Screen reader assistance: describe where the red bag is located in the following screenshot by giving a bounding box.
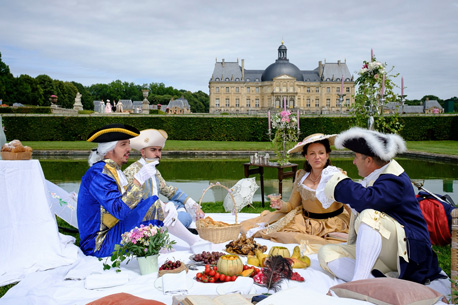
[417,192,454,246]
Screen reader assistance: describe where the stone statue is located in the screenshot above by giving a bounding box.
[73,92,83,111]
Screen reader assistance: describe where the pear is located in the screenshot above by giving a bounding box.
[290,257,308,269]
[254,248,268,267]
[247,255,260,267]
[299,255,311,267]
[291,246,301,259]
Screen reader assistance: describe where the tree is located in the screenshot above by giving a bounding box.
[0,52,14,104]
[350,54,404,134]
[36,74,56,106]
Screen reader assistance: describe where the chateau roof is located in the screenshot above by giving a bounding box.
[166,96,190,109]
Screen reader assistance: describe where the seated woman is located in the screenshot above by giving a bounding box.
[240,133,351,245]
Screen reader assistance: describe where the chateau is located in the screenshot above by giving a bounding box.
[208,42,355,114]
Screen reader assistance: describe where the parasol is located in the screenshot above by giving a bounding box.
[223,178,259,213]
[45,180,79,229]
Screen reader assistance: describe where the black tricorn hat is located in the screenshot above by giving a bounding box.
[87,123,140,143]
[335,127,406,161]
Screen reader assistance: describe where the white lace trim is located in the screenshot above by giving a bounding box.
[316,166,341,209]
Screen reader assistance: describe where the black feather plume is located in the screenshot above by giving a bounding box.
[263,255,293,292]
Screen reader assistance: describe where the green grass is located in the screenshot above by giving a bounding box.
[406,141,458,156]
[0,202,452,298]
[21,140,458,156]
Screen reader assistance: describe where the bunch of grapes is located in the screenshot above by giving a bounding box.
[159,260,182,271]
[193,251,225,265]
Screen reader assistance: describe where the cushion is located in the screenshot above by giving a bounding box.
[87,293,166,305]
[328,278,448,305]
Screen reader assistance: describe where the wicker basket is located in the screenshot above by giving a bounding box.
[158,263,188,277]
[196,183,241,244]
[1,151,32,160]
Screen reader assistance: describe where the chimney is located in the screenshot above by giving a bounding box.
[222,58,225,67]
[242,59,245,80]
[318,61,323,78]
[337,60,341,65]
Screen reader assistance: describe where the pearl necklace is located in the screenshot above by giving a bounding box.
[309,172,321,183]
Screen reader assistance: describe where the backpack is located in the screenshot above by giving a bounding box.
[416,191,456,246]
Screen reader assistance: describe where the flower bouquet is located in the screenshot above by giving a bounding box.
[102,224,176,272]
[271,110,298,165]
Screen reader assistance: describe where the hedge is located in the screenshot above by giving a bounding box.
[0,107,52,114]
[1,114,457,141]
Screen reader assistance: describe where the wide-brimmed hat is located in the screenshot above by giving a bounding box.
[335,127,406,161]
[86,123,139,143]
[287,133,337,154]
[130,129,168,151]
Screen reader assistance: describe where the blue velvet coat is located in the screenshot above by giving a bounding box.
[334,163,443,284]
[77,160,164,258]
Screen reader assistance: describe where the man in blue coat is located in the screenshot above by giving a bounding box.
[317,127,444,284]
[77,123,177,257]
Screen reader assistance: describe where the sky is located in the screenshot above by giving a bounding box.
[1,0,457,100]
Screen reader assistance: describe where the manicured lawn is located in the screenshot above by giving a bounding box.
[21,140,458,156]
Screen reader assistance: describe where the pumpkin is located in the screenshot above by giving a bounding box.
[268,246,291,258]
[216,254,243,276]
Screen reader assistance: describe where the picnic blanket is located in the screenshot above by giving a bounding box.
[0,212,451,305]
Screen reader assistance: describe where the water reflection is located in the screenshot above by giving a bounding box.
[36,155,458,204]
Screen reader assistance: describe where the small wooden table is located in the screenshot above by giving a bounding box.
[243,162,298,207]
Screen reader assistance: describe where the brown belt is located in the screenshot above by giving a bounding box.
[302,206,344,219]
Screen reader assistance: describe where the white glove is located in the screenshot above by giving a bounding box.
[134,160,159,185]
[185,198,205,221]
[163,202,178,227]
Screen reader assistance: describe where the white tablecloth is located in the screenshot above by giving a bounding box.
[0,160,78,286]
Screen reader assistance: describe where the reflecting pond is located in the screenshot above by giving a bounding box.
[37,155,458,204]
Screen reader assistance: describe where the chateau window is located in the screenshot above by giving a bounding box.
[315,99,319,107]
[216,87,219,93]
[275,87,279,92]
[326,99,330,107]
[326,87,330,93]
[246,98,251,108]
[247,87,251,93]
[236,98,240,107]
[346,87,350,93]
[337,87,340,93]
[307,87,310,93]
[246,78,250,81]
[255,99,259,108]
[256,87,259,93]
[226,98,230,107]
[236,87,239,93]
[316,87,319,93]
[225,78,230,81]
[215,98,220,107]
[226,87,229,93]
[255,78,259,81]
[306,99,311,108]
[346,98,350,106]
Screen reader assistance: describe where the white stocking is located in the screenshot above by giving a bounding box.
[328,257,355,282]
[352,223,381,281]
[167,220,201,246]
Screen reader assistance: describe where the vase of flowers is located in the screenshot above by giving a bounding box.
[270,110,298,165]
[102,224,176,274]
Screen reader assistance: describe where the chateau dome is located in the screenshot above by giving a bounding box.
[261,42,304,82]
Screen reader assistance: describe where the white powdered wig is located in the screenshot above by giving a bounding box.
[335,127,406,161]
[88,141,118,166]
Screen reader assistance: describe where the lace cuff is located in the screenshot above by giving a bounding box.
[316,166,346,208]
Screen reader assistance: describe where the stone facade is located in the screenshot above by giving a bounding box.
[209,43,355,114]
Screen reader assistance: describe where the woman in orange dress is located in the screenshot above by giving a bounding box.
[240,133,351,245]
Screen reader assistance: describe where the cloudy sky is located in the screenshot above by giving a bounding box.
[1,0,457,100]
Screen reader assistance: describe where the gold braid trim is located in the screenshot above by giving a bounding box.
[265,206,302,234]
[87,128,139,142]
